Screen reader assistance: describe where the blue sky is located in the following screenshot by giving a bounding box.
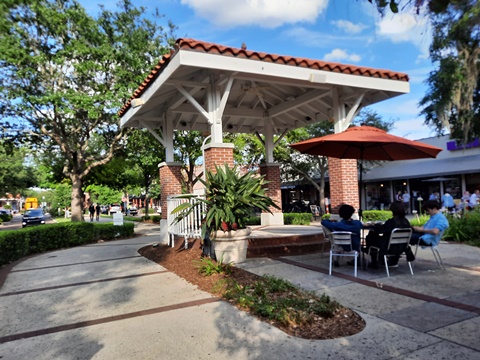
[81,0,437,140]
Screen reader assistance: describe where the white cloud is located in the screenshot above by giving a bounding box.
[181,0,329,28]
[376,11,431,58]
[331,20,368,34]
[324,48,361,63]
[283,26,366,48]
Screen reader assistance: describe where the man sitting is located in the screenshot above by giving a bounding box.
[410,200,449,247]
[322,204,363,267]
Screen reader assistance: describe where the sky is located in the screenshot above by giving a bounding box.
[80,0,438,140]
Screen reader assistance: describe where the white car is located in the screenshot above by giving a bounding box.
[109,204,121,214]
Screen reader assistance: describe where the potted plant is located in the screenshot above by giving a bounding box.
[172,164,280,264]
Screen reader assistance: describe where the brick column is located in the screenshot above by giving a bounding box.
[328,157,359,214]
[159,162,183,220]
[259,163,284,225]
[204,143,234,173]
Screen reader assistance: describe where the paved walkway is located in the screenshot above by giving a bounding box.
[1,223,479,359]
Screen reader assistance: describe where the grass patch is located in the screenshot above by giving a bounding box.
[223,275,340,326]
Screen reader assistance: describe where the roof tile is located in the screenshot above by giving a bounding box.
[119,38,409,117]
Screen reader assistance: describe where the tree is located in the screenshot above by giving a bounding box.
[126,128,165,216]
[368,0,480,144]
[174,130,206,193]
[419,0,480,143]
[0,0,176,221]
[0,141,38,196]
[369,0,453,15]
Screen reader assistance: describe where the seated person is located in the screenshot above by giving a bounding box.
[410,200,449,247]
[364,202,412,269]
[321,204,363,257]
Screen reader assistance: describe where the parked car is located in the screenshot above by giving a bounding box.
[100,205,109,214]
[109,204,121,214]
[22,208,45,228]
[0,209,12,216]
[128,206,138,216]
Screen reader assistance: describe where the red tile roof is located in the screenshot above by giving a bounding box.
[119,38,409,117]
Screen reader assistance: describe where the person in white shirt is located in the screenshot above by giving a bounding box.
[402,190,410,214]
[469,190,479,208]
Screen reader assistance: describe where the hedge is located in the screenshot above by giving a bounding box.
[0,222,134,266]
[284,213,313,225]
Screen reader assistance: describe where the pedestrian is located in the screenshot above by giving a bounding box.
[89,204,95,222]
[402,190,410,214]
[95,203,101,222]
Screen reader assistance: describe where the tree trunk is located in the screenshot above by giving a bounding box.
[70,175,85,222]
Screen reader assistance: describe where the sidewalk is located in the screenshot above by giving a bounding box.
[1,223,479,359]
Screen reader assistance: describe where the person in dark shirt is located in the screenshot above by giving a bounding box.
[95,204,101,222]
[321,204,363,252]
[364,202,412,268]
[88,204,95,222]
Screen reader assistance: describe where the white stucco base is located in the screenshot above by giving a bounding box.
[261,212,284,226]
[159,219,169,245]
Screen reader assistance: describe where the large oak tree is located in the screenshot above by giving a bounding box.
[0,0,175,220]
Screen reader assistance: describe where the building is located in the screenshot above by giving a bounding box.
[281,135,480,213]
[362,135,480,211]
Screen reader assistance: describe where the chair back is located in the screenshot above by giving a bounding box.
[321,225,334,242]
[387,228,412,250]
[332,231,353,251]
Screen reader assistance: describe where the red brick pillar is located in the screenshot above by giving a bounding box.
[259,163,284,225]
[328,158,359,214]
[259,164,282,213]
[204,143,234,173]
[159,162,183,220]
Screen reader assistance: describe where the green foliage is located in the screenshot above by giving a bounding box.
[409,214,431,226]
[173,165,280,233]
[85,184,123,205]
[50,184,73,212]
[0,141,38,196]
[362,210,392,222]
[195,257,232,276]
[444,210,480,244]
[0,0,176,219]
[419,0,480,143]
[142,215,161,223]
[0,213,12,222]
[283,213,313,225]
[223,275,340,326]
[0,222,134,266]
[244,216,261,226]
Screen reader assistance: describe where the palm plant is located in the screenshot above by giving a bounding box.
[173,164,279,236]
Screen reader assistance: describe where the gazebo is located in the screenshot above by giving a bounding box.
[119,38,409,244]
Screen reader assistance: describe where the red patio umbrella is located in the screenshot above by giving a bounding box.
[290,125,443,214]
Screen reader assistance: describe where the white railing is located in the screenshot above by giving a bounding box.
[167,194,206,249]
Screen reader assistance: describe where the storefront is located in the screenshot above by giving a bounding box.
[281,135,479,212]
[362,135,480,211]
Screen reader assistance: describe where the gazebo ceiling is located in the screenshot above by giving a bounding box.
[119,38,409,135]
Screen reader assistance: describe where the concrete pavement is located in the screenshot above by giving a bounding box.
[1,223,480,359]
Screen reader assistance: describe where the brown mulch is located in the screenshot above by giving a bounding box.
[138,239,366,339]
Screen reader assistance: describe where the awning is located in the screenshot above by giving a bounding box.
[362,154,480,182]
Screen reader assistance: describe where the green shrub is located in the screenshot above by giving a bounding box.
[0,222,134,266]
[245,216,261,226]
[0,213,12,222]
[444,210,480,244]
[283,213,313,225]
[409,214,430,227]
[362,210,392,222]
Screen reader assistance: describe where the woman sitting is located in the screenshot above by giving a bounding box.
[364,202,412,269]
